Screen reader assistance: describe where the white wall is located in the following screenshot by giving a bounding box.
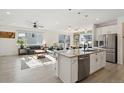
[43,31,59,46]
[0,27,18,56]
[117,16,124,65]
[43,30,67,46]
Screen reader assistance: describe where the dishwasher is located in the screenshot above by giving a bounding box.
[78,54,90,81]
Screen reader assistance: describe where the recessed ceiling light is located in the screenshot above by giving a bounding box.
[96,18,99,21]
[55,21,59,24]
[6,11,10,15]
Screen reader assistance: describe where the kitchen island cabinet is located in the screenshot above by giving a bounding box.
[56,49,106,83]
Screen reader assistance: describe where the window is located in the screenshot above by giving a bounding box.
[80,34,92,48]
[59,34,70,48]
[80,35,92,42]
[59,35,65,43]
[18,32,43,45]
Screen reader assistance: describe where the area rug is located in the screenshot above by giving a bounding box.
[21,55,56,70]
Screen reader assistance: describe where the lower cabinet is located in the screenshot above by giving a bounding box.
[57,51,106,82]
[58,55,78,83]
[71,57,78,82]
[90,53,98,74]
[90,51,106,74]
[98,51,106,69]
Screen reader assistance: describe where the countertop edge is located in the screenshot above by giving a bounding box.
[55,49,106,58]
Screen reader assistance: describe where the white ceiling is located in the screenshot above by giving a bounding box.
[0,9,124,31]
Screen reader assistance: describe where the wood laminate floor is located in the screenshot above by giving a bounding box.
[0,55,124,83]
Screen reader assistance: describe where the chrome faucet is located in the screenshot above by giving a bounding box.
[84,41,89,51]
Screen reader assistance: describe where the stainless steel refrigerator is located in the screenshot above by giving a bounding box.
[103,34,117,63]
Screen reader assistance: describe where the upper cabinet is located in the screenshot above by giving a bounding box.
[95,25,118,41]
[103,25,117,34]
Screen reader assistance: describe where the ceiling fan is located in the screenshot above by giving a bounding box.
[32,22,44,28]
[26,20,44,29]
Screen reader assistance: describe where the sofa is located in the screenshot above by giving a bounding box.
[27,45,42,54]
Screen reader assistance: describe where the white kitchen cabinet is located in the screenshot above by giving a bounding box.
[95,25,117,41]
[98,51,106,69]
[58,54,78,83]
[95,27,104,41]
[57,50,106,82]
[95,28,101,41]
[90,53,98,74]
[90,51,106,74]
[59,56,71,83]
[71,57,78,83]
[102,51,106,67]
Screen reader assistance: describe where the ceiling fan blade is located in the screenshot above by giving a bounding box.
[25,20,34,24]
[38,26,44,28]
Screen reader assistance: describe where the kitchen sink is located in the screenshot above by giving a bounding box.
[83,50,95,52]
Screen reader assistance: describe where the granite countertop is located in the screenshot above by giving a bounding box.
[55,48,106,58]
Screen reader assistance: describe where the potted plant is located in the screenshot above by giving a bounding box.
[17,39,25,49]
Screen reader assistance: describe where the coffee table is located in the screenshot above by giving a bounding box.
[34,50,46,59]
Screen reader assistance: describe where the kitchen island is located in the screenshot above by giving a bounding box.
[55,48,106,83]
